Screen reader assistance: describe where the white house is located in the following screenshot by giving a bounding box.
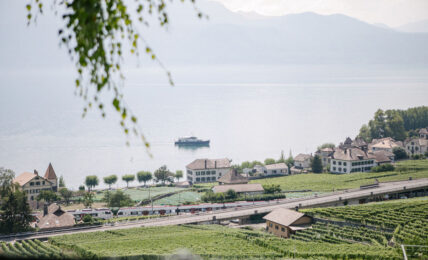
[186,158,231,184]
[404,138,428,156]
[264,163,289,175]
[294,154,312,169]
[419,127,428,139]
[316,147,334,167]
[369,137,403,153]
[330,148,376,174]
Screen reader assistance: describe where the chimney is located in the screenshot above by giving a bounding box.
[34,170,38,175]
[204,159,207,169]
[43,204,48,216]
[215,161,217,169]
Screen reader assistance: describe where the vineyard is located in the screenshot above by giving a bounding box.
[0,239,72,259]
[50,224,402,259]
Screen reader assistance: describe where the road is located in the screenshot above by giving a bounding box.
[3,178,428,241]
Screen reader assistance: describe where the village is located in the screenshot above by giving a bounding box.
[7,126,428,239]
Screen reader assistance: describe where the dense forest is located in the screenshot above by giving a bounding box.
[358,106,428,142]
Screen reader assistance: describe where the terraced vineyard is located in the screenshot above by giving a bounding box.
[304,197,428,240]
[50,224,402,259]
[0,239,70,259]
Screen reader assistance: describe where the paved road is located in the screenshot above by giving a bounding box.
[5,178,428,241]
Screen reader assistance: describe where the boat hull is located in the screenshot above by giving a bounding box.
[174,140,210,146]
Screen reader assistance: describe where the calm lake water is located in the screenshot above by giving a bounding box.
[1,65,428,189]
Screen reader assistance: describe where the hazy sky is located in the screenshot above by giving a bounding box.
[211,0,428,27]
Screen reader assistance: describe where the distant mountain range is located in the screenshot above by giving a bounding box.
[2,1,428,69]
[144,6,428,66]
[395,19,428,33]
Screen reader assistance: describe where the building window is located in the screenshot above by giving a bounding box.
[36,182,40,185]
[196,178,200,182]
[30,182,34,186]
[42,181,45,185]
[281,227,285,232]
[343,162,347,166]
[269,223,273,228]
[338,168,342,171]
[275,225,279,230]
[333,161,336,165]
[338,162,342,166]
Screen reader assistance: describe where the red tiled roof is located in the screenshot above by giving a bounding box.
[44,163,57,180]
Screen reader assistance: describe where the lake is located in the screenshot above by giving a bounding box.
[1,65,427,189]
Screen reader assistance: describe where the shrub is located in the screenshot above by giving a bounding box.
[393,147,408,160]
[82,214,93,223]
[371,164,395,172]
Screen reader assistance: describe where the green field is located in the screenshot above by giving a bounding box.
[48,198,428,259]
[153,191,201,206]
[91,186,188,202]
[251,160,428,192]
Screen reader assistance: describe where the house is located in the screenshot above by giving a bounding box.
[419,127,428,139]
[186,158,231,184]
[175,181,191,188]
[218,169,248,185]
[293,154,312,169]
[315,147,334,167]
[37,203,75,230]
[263,208,312,238]
[253,164,266,174]
[339,137,368,151]
[212,183,264,195]
[264,163,289,175]
[13,163,58,203]
[404,138,428,156]
[369,137,403,153]
[369,150,395,165]
[330,147,376,174]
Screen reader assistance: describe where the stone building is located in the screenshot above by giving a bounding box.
[263,208,312,238]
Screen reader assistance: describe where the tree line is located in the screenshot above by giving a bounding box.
[83,165,184,192]
[358,106,428,142]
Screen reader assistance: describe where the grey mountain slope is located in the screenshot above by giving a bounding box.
[396,19,428,33]
[1,1,428,69]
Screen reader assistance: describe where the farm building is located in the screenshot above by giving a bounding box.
[37,203,75,230]
[217,169,248,185]
[263,208,312,238]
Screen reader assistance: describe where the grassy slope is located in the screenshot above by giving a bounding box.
[153,191,201,206]
[250,160,428,192]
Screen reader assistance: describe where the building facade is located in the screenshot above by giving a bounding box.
[186,158,231,184]
[264,163,289,175]
[14,163,58,202]
[330,148,376,174]
[263,208,312,238]
[293,154,312,169]
[404,138,428,156]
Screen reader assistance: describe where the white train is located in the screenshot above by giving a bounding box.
[68,208,113,220]
[116,201,270,218]
[67,201,270,220]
